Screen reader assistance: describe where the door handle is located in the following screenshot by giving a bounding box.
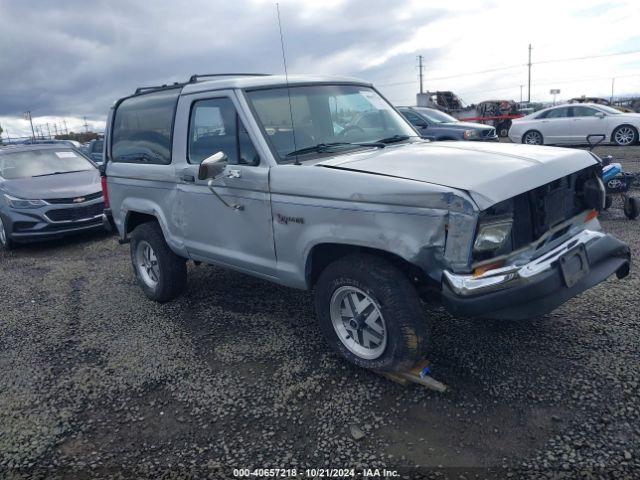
[181,174,195,183]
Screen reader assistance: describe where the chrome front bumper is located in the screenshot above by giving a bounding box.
[444,230,606,297]
[441,229,630,319]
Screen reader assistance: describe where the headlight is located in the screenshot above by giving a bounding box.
[463,129,479,140]
[473,218,513,252]
[3,194,46,209]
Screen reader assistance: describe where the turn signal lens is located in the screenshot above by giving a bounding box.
[473,260,505,277]
[584,209,598,223]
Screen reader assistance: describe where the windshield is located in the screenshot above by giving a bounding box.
[595,105,622,115]
[0,149,94,179]
[246,85,417,162]
[413,108,458,124]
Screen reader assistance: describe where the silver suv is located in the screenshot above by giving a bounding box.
[103,74,630,372]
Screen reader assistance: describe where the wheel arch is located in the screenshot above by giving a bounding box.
[305,243,426,290]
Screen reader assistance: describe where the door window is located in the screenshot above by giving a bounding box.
[571,106,599,117]
[400,110,426,127]
[540,107,570,119]
[188,98,259,166]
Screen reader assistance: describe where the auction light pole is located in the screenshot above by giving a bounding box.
[610,77,615,104]
[417,55,424,94]
[24,111,36,141]
[527,44,532,102]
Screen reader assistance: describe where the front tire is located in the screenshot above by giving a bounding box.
[624,197,639,220]
[130,221,187,302]
[314,254,429,372]
[612,125,638,146]
[0,215,13,250]
[522,130,543,145]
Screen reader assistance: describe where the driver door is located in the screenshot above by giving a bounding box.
[173,91,276,277]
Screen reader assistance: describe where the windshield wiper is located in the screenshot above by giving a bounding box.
[375,134,413,144]
[286,141,385,158]
[32,169,88,177]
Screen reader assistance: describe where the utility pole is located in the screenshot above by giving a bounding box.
[83,116,89,133]
[24,111,36,141]
[53,124,58,136]
[46,123,51,139]
[63,119,69,135]
[610,77,615,104]
[527,44,532,102]
[417,55,424,94]
[520,85,523,103]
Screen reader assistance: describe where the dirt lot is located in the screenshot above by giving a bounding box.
[1,144,639,479]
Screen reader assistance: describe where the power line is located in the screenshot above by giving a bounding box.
[377,48,640,88]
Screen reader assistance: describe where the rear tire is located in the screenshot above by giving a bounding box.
[314,254,429,372]
[612,125,638,146]
[522,130,543,145]
[623,197,639,220]
[130,221,187,302]
[0,215,13,250]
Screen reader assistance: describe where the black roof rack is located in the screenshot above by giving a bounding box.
[134,82,186,95]
[188,73,270,83]
[132,74,271,96]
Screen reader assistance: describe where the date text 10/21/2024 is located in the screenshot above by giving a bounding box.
[232,468,400,477]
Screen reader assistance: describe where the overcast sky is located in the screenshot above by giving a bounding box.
[1,0,639,138]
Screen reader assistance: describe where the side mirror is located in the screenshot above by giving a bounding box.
[595,112,606,118]
[198,151,228,180]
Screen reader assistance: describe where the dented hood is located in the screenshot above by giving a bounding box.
[317,141,598,210]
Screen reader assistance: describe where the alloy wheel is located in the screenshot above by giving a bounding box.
[524,131,542,145]
[614,126,636,146]
[330,286,387,360]
[135,240,160,288]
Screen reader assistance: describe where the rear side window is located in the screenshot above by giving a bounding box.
[111,89,180,164]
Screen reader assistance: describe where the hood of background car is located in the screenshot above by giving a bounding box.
[0,169,101,200]
[440,121,493,130]
[317,141,598,210]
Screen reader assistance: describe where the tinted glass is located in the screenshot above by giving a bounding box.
[413,108,458,123]
[541,107,570,119]
[572,106,600,117]
[401,110,426,126]
[0,149,94,179]
[247,85,416,162]
[92,140,104,153]
[188,97,259,166]
[111,89,180,164]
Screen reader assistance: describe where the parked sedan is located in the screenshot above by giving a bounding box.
[397,106,498,141]
[0,144,106,249]
[81,138,105,164]
[509,103,640,146]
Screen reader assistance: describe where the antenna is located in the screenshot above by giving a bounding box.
[276,3,299,165]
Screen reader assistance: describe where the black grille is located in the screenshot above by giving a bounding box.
[45,191,103,204]
[481,128,496,138]
[46,202,105,222]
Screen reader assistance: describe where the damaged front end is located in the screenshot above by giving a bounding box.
[441,165,631,320]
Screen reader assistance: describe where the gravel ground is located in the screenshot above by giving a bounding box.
[1,145,639,480]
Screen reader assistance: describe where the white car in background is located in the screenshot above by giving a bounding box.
[509,103,640,146]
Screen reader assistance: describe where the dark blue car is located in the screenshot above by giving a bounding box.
[397,106,498,142]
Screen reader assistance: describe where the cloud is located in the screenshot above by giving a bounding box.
[1,0,639,138]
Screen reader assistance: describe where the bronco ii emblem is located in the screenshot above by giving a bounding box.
[276,213,304,225]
